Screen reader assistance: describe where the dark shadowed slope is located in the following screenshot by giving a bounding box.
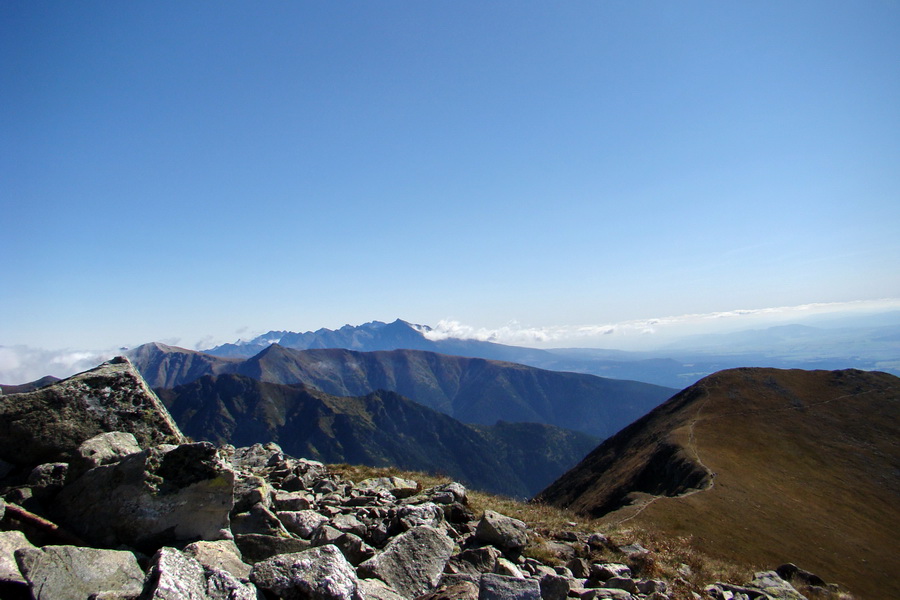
[132,342,676,439]
[157,373,598,498]
[535,368,900,600]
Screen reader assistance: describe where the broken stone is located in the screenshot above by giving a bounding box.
[250,544,361,600]
[0,530,35,585]
[234,534,311,564]
[590,563,631,583]
[141,546,208,600]
[358,578,408,600]
[231,502,289,536]
[278,510,329,539]
[73,432,142,474]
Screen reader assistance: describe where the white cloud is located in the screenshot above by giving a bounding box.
[0,346,116,385]
[422,298,900,349]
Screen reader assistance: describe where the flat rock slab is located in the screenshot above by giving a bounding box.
[15,545,144,600]
[357,526,454,599]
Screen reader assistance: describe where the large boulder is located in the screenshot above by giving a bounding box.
[0,358,184,467]
[0,530,35,587]
[140,546,208,600]
[14,545,144,600]
[357,526,454,599]
[250,544,362,600]
[474,511,528,553]
[478,573,541,600]
[55,442,234,551]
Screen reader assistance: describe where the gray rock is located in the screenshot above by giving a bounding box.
[56,442,234,550]
[356,477,419,499]
[74,432,142,473]
[566,558,590,579]
[205,568,259,600]
[636,579,667,595]
[140,546,208,600]
[475,511,528,553]
[604,577,638,593]
[357,578,407,600]
[396,502,444,531]
[183,539,251,580]
[27,463,68,489]
[231,503,289,536]
[589,564,631,583]
[331,513,368,537]
[0,530,35,585]
[0,358,184,467]
[617,544,647,556]
[494,557,524,578]
[232,475,273,514]
[418,580,480,600]
[426,482,468,505]
[478,573,541,600]
[250,544,361,600]
[748,571,808,600]
[15,545,144,600]
[278,510,329,539]
[331,532,376,566]
[539,574,571,600]
[234,534,311,564]
[446,546,502,576]
[357,526,454,598]
[273,490,312,511]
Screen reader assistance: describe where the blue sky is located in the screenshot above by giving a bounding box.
[2,1,899,364]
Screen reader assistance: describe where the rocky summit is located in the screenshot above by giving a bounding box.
[0,360,843,599]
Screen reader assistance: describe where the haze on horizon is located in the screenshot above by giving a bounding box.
[2,3,899,378]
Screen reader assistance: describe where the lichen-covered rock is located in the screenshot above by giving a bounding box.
[15,545,144,600]
[0,358,184,467]
[478,573,541,600]
[140,547,208,600]
[250,544,361,600]
[56,442,234,551]
[474,511,529,553]
[74,432,142,473]
[357,526,454,599]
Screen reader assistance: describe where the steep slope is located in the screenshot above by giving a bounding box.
[127,342,239,389]
[535,368,900,600]
[156,374,598,498]
[220,344,673,439]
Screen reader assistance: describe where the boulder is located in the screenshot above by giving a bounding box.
[475,511,528,553]
[73,432,142,474]
[273,490,312,511]
[396,502,444,531]
[250,544,361,600]
[205,568,258,600]
[539,574,571,600]
[56,442,234,551]
[231,503,289,536]
[446,546,502,576]
[141,546,208,600]
[357,578,408,600]
[747,571,808,600]
[356,477,419,499]
[418,580,480,600]
[477,573,541,600]
[232,475,273,514]
[0,358,184,467]
[14,545,144,600]
[357,526,454,598]
[234,534,311,564]
[0,530,35,586]
[589,563,631,583]
[278,510,329,539]
[183,539,251,580]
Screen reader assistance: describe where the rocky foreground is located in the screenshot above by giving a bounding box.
[0,359,835,600]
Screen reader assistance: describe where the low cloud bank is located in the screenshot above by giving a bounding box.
[0,346,115,386]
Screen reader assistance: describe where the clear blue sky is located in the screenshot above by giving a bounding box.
[2,1,899,352]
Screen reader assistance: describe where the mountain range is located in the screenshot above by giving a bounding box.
[199,317,900,388]
[130,342,675,440]
[536,367,900,600]
[156,373,598,498]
